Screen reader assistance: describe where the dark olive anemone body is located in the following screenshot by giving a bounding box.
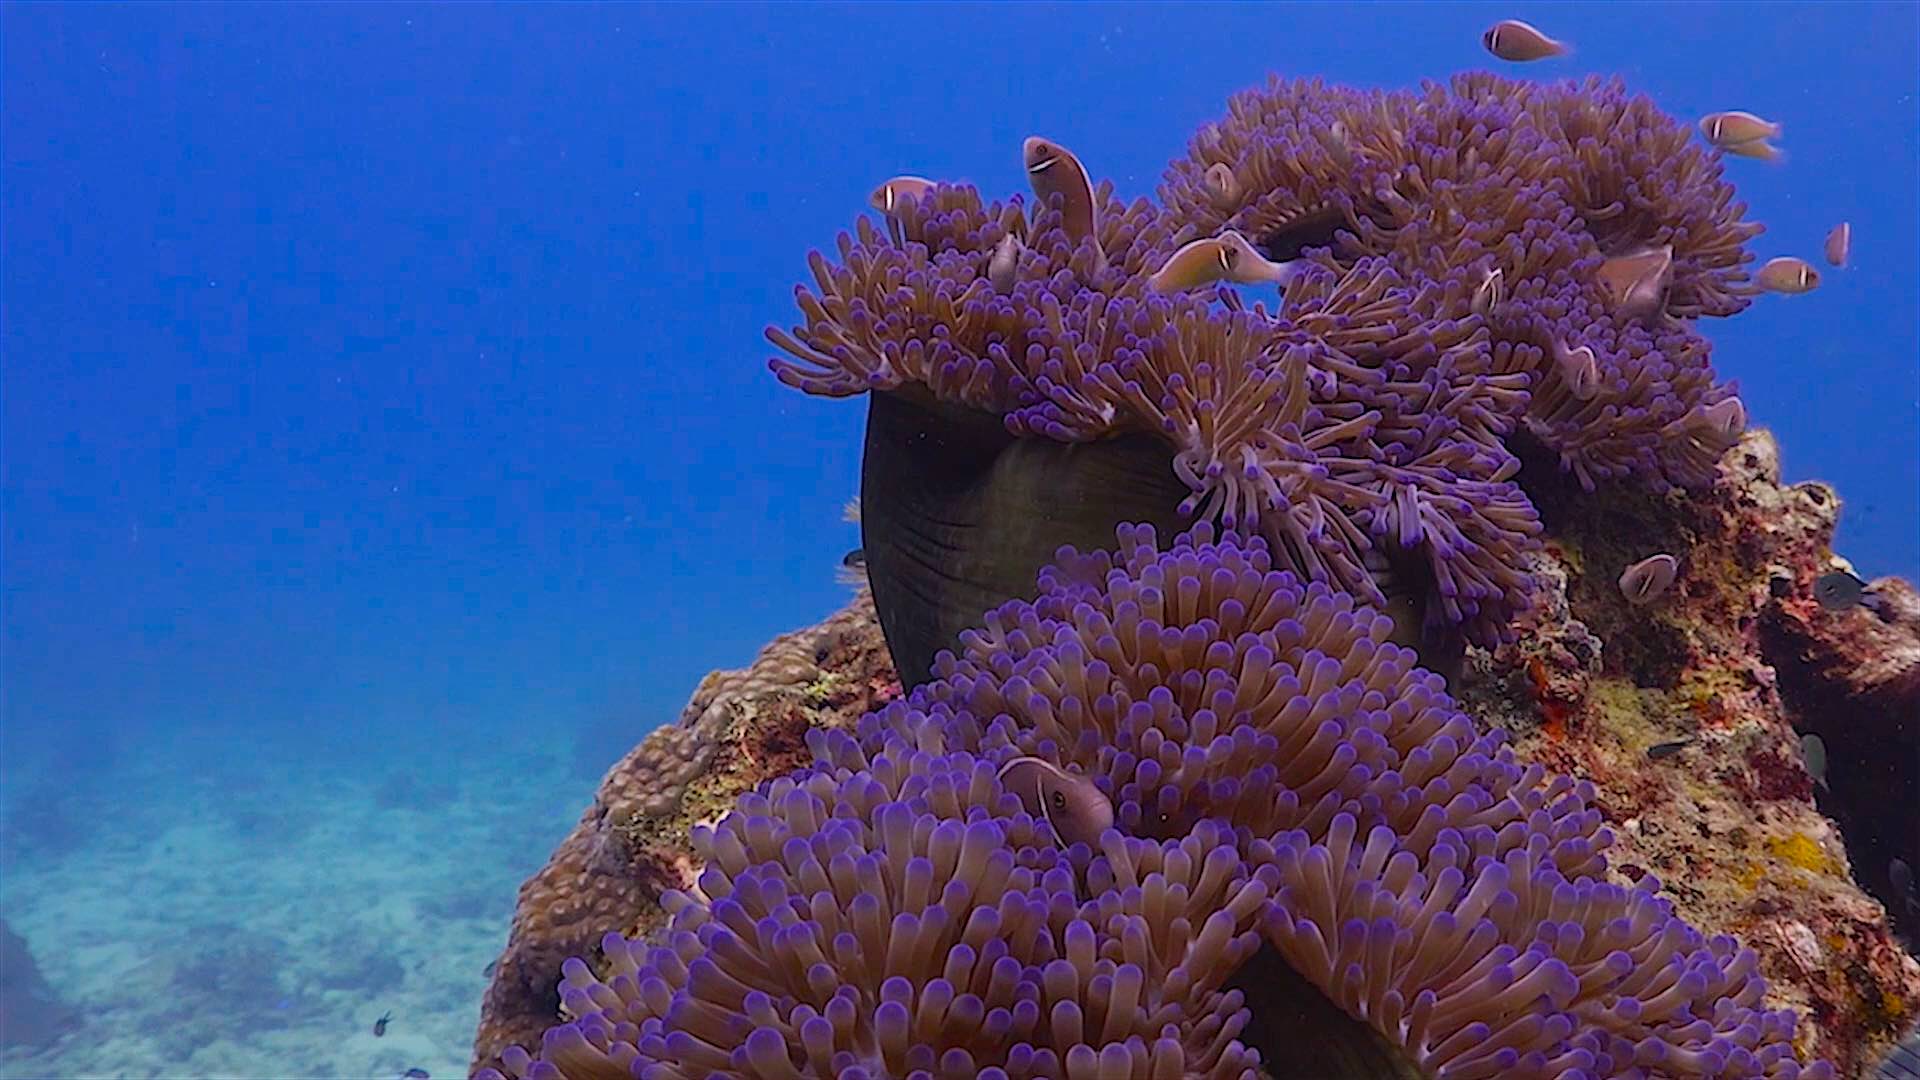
[860,388,1190,689]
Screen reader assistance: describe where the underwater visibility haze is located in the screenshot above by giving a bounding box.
[2,3,1917,1078]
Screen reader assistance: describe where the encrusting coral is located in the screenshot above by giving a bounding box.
[471,65,1920,1080]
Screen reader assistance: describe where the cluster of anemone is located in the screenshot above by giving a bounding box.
[486,523,1831,1080]
[1160,72,1755,491]
[769,72,1759,647]
[478,70,1809,1080]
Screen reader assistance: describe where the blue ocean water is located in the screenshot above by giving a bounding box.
[1,3,1914,1076]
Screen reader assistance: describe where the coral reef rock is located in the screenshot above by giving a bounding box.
[471,594,898,1071]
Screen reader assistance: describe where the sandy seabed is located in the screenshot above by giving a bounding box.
[0,730,592,1080]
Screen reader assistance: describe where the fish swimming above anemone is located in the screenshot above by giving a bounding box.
[1700,110,1782,147]
[867,175,936,215]
[1699,111,1785,162]
[1757,256,1820,294]
[1825,222,1852,268]
[1482,18,1568,61]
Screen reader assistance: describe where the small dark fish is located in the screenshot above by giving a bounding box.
[1800,733,1828,792]
[1646,739,1692,760]
[373,1010,393,1037]
[836,548,868,588]
[1619,554,1678,606]
[998,756,1113,851]
[1482,19,1568,62]
[483,958,499,978]
[401,1071,430,1080]
[1824,222,1851,269]
[1814,570,1876,612]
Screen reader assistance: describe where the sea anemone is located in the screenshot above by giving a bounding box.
[885,521,1827,1077]
[831,523,1572,855]
[494,524,1832,1079]
[1159,72,1758,492]
[768,72,1760,671]
[478,753,1279,1079]
[769,186,1542,672]
[485,66,1810,1080]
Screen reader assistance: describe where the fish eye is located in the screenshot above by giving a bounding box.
[1050,790,1068,809]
